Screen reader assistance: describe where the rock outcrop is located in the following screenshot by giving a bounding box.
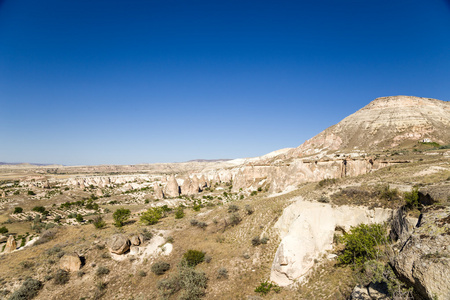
[108,234,131,255]
[4,235,17,253]
[190,175,201,194]
[393,206,450,300]
[181,177,192,195]
[154,182,164,199]
[164,175,180,198]
[270,198,392,286]
[288,96,450,157]
[130,234,144,246]
[60,253,82,272]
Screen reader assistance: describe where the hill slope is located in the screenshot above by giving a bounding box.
[288,95,450,158]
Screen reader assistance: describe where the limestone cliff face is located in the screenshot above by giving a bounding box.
[288,96,450,158]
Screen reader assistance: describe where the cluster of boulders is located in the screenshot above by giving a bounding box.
[107,233,145,255]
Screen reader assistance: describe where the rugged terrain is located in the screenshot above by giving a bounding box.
[0,95,449,300]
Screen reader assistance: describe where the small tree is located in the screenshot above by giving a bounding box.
[113,208,131,227]
[140,207,163,225]
[14,207,23,214]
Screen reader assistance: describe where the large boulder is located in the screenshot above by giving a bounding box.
[108,234,130,255]
[4,235,17,253]
[270,198,392,286]
[60,253,82,272]
[393,206,450,300]
[164,175,180,198]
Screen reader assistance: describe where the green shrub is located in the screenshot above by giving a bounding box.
[250,191,257,196]
[182,250,205,267]
[27,191,36,196]
[93,216,106,229]
[317,178,337,188]
[75,214,84,223]
[227,204,239,213]
[244,205,254,215]
[190,219,198,226]
[228,213,241,226]
[140,228,153,241]
[252,237,261,246]
[140,207,163,225]
[377,184,400,201]
[151,261,171,275]
[112,208,131,227]
[138,270,147,277]
[157,276,181,298]
[96,266,110,276]
[32,206,46,214]
[0,226,8,234]
[338,223,387,266]
[404,187,419,209]
[13,207,23,214]
[254,281,280,295]
[177,265,208,300]
[8,277,42,300]
[175,207,185,219]
[53,269,69,285]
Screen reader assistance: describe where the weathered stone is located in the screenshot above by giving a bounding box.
[393,206,450,300]
[351,285,371,300]
[130,235,141,246]
[190,176,201,194]
[4,235,17,253]
[2,190,6,198]
[390,207,414,242]
[181,177,192,195]
[154,182,164,199]
[95,189,103,197]
[60,253,82,272]
[108,234,130,255]
[270,198,392,286]
[164,175,180,198]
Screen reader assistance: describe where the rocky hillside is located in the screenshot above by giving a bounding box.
[287,96,450,158]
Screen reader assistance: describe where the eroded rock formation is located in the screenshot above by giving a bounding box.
[4,235,17,253]
[164,175,180,198]
[108,234,130,255]
[393,206,450,300]
[270,198,392,286]
[60,253,82,272]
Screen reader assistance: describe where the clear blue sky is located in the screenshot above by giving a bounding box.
[1,0,449,165]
